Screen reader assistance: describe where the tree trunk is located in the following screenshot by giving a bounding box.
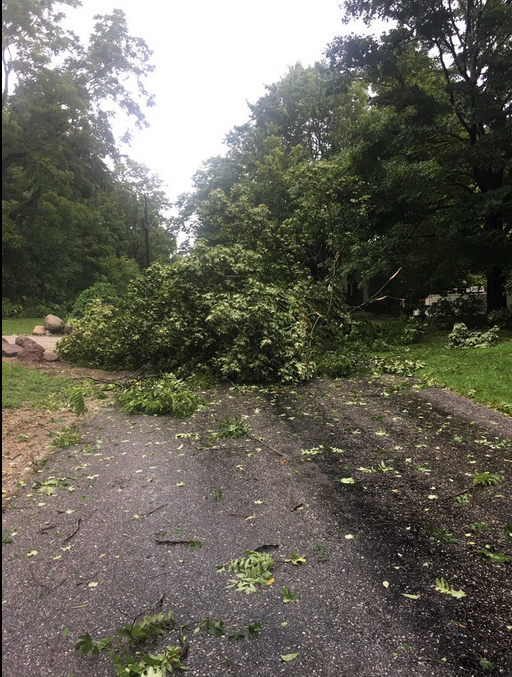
[486,266,507,312]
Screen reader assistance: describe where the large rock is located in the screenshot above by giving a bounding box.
[32,326,45,336]
[2,344,24,358]
[17,348,41,363]
[43,351,59,362]
[14,336,44,362]
[15,335,44,352]
[44,314,65,334]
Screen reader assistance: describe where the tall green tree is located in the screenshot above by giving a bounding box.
[329,0,512,310]
[2,0,79,108]
[177,63,370,285]
[2,3,173,306]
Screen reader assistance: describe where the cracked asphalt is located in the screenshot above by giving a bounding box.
[2,377,511,676]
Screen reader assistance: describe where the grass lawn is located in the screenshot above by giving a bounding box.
[391,331,512,413]
[2,362,71,410]
[2,318,43,335]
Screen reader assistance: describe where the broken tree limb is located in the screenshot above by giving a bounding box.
[250,435,283,457]
[63,518,82,542]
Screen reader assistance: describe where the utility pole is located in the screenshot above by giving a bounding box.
[141,195,150,268]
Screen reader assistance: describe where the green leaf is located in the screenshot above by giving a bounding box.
[475,549,511,564]
[228,629,245,640]
[75,633,95,655]
[402,594,420,600]
[281,653,299,662]
[435,577,466,598]
[281,586,300,603]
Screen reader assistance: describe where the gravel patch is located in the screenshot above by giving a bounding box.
[3,334,62,352]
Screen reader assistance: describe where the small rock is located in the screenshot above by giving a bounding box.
[43,351,59,362]
[2,336,9,344]
[32,326,45,336]
[44,314,65,334]
[2,344,24,357]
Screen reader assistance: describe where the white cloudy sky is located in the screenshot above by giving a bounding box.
[64,1,369,203]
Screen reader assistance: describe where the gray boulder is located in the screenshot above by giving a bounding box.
[44,314,65,334]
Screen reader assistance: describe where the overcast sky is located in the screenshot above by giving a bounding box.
[64,1,366,203]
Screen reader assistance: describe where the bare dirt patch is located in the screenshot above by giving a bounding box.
[2,406,76,501]
[2,357,131,506]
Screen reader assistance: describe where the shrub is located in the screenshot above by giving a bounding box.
[317,342,369,378]
[71,283,119,319]
[487,309,512,329]
[19,301,71,319]
[115,373,203,417]
[58,244,317,383]
[372,317,421,347]
[447,323,500,348]
[2,299,22,319]
[372,357,425,376]
[427,295,486,328]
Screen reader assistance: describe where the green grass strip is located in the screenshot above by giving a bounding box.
[2,318,43,336]
[406,338,512,413]
[2,362,70,410]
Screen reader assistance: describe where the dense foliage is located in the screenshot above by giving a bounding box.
[4,1,511,383]
[177,1,511,312]
[115,373,203,417]
[70,283,119,319]
[57,244,320,383]
[447,323,500,348]
[2,1,175,309]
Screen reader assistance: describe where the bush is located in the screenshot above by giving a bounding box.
[71,283,119,319]
[2,299,72,319]
[426,295,486,328]
[447,323,500,348]
[372,317,421,347]
[317,342,369,378]
[487,309,512,329]
[2,299,22,319]
[58,244,317,383]
[115,373,203,417]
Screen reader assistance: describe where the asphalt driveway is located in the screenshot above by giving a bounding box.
[2,377,511,676]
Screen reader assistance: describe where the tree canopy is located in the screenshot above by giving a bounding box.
[2,0,174,308]
[3,1,510,317]
[177,2,511,311]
